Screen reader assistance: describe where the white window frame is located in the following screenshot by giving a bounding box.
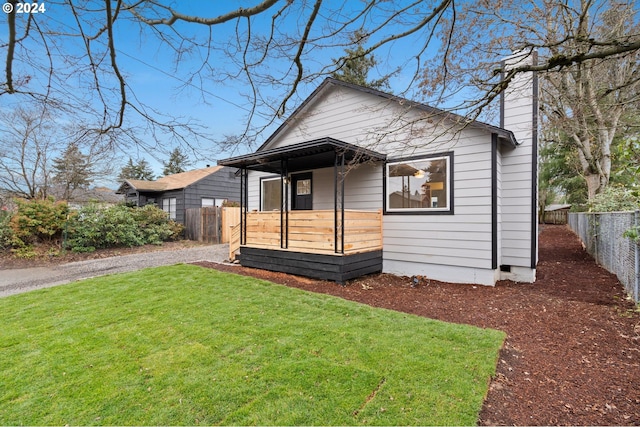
[162,197,177,220]
[260,176,284,211]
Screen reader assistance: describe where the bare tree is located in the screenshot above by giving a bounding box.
[0,107,60,199]
[0,102,118,200]
[418,0,639,199]
[541,3,640,198]
[1,0,639,158]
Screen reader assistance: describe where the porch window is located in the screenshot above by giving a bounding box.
[385,153,452,214]
[261,177,283,211]
[162,197,177,219]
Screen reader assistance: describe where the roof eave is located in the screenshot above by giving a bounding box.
[219,137,386,173]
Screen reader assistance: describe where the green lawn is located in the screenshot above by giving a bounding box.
[0,264,505,426]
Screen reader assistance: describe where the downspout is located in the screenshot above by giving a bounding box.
[491,133,498,270]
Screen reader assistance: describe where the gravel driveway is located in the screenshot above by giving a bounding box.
[0,244,231,298]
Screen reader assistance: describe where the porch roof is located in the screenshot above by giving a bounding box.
[218,137,386,173]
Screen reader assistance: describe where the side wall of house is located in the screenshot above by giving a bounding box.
[246,164,383,212]
[251,86,500,285]
[382,128,497,285]
[158,189,185,224]
[184,167,240,211]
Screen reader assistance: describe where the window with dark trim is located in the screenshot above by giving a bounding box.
[385,152,453,214]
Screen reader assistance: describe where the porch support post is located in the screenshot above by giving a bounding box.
[240,167,248,245]
[334,150,345,254]
[281,159,289,249]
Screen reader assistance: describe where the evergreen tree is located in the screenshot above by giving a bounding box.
[331,31,391,90]
[162,147,192,176]
[52,143,93,200]
[118,158,156,181]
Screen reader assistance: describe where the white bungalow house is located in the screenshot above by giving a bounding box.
[219,53,538,285]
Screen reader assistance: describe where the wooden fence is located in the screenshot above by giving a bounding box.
[543,210,568,224]
[185,206,241,244]
[229,222,241,260]
[221,206,241,243]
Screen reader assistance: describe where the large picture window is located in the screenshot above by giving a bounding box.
[261,177,283,211]
[385,153,452,214]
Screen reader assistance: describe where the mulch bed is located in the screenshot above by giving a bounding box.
[194,224,640,426]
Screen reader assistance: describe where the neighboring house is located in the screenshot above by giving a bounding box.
[52,186,124,209]
[219,53,538,285]
[116,166,239,224]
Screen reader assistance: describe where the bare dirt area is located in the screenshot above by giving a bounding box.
[194,225,640,426]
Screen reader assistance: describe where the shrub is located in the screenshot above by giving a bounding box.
[131,204,184,244]
[588,186,640,213]
[10,198,69,246]
[0,209,14,250]
[65,204,183,252]
[13,245,37,259]
[66,204,143,252]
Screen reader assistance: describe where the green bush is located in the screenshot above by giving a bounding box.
[10,198,69,246]
[131,204,184,244]
[588,186,640,213]
[0,209,14,250]
[65,204,183,253]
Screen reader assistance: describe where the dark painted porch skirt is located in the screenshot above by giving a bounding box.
[237,247,382,283]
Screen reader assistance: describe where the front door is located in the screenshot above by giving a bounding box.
[291,172,312,210]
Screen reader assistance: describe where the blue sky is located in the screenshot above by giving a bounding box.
[2,1,452,179]
[104,2,447,159]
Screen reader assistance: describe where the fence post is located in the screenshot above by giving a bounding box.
[635,209,639,302]
[593,213,598,264]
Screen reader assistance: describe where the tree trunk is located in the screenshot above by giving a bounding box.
[585,174,601,201]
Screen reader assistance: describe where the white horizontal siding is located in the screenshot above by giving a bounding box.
[312,164,382,210]
[383,250,491,269]
[384,259,498,285]
[242,77,536,284]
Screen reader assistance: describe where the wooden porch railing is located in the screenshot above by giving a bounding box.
[240,209,382,256]
[229,222,241,260]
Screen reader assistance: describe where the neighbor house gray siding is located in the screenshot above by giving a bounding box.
[183,166,240,210]
[158,189,184,223]
[133,166,239,225]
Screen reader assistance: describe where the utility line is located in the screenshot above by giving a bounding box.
[117,49,253,114]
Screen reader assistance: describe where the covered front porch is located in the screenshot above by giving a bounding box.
[220,138,386,282]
